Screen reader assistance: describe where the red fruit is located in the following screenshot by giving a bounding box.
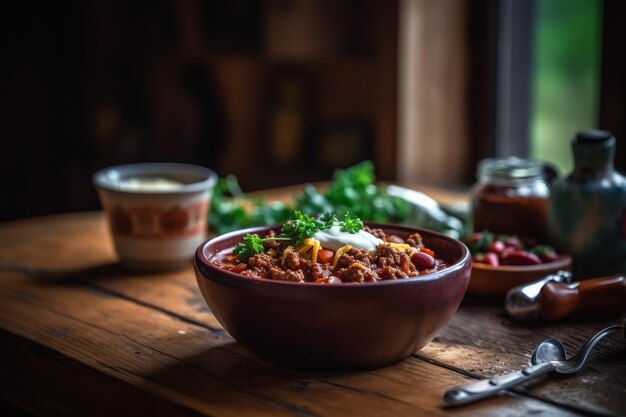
[502,250,542,266]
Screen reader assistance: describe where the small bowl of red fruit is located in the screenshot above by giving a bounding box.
[464,231,571,297]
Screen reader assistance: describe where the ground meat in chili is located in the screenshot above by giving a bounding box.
[213,227,448,284]
[364,226,386,240]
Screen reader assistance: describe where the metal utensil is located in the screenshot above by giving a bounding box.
[505,270,572,321]
[443,323,625,407]
[506,271,626,322]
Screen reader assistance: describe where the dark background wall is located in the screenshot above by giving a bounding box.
[1,0,398,221]
[3,0,623,222]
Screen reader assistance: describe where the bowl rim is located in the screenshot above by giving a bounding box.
[470,254,572,272]
[195,222,471,288]
[93,162,217,195]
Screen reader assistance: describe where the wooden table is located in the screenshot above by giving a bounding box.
[1,207,625,416]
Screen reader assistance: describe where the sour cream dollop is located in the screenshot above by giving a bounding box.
[313,225,382,253]
[118,177,184,191]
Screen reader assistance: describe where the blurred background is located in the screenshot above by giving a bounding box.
[1,0,624,221]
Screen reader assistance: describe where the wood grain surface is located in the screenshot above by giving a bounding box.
[0,212,624,417]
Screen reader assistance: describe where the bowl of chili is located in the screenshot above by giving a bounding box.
[194,218,471,371]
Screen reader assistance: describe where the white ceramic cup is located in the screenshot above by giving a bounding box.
[93,163,217,271]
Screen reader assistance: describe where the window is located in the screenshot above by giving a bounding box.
[530,0,603,174]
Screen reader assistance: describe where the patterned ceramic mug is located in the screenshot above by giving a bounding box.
[93,163,217,271]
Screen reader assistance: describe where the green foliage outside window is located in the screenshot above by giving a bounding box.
[531,0,602,174]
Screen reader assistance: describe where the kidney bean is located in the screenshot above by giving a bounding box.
[473,252,499,267]
[489,240,505,255]
[411,250,435,270]
[385,234,404,244]
[502,250,542,266]
[504,236,523,249]
[500,246,514,259]
[466,232,483,243]
[317,249,334,264]
[539,251,560,263]
[328,276,343,285]
[484,252,500,267]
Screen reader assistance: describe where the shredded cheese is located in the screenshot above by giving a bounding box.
[349,262,367,271]
[311,239,320,263]
[280,245,294,261]
[297,238,321,263]
[332,244,352,269]
[389,243,412,252]
[298,243,312,254]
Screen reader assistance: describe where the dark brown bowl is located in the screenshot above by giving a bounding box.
[194,223,471,371]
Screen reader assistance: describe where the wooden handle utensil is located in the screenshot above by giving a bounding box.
[537,275,626,321]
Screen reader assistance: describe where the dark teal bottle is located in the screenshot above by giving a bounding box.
[548,130,626,278]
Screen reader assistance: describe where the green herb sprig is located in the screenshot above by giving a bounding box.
[280,211,328,246]
[232,211,364,262]
[232,234,291,262]
[339,212,364,233]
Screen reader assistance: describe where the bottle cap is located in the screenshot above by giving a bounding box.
[575,130,614,144]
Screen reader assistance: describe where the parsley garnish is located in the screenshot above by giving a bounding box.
[339,212,364,233]
[280,211,324,246]
[232,234,290,262]
[232,211,364,262]
[318,212,337,225]
[233,234,265,262]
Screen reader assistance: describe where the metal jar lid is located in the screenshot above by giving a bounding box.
[477,157,546,180]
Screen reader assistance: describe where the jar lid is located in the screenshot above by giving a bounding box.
[575,130,614,144]
[477,157,545,179]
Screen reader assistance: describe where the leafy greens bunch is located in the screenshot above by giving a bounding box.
[209,161,410,234]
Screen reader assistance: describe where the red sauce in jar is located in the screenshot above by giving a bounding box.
[471,157,550,241]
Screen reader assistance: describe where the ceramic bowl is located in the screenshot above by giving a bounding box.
[467,255,572,297]
[194,223,471,371]
[93,162,217,271]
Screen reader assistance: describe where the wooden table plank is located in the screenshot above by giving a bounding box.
[1,211,624,416]
[0,272,581,417]
[0,276,296,417]
[96,269,626,416]
[421,305,626,416]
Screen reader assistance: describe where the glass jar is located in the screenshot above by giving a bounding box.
[471,157,551,240]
